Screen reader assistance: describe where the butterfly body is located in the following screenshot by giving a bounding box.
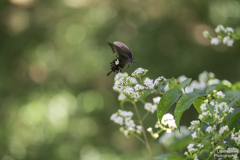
[107,41,134,76]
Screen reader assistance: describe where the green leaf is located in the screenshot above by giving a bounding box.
[140,89,157,102]
[193,98,204,114]
[160,79,171,91]
[180,78,192,89]
[169,77,182,90]
[153,153,183,160]
[225,108,240,131]
[199,150,210,160]
[206,86,215,94]
[174,89,207,131]
[157,88,182,123]
[200,122,209,134]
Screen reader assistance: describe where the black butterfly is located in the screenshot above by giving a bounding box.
[107,41,134,76]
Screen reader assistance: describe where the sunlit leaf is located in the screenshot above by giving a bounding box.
[175,89,207,131]
[180,78,192,89]
[157,88,182,123]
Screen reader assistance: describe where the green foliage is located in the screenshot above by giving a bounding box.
[157,88,182,123]
[153,153,183,160]
[174,89,207,131]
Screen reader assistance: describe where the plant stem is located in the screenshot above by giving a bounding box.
[132,102,152,160]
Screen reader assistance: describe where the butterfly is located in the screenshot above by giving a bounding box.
[107,41,134,76]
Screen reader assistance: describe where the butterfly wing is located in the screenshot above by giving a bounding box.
[108,42,132,60]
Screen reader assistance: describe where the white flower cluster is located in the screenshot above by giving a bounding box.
[198,100,234,124]
[203,25,236,47]
[113,68,165,101]
[219,125,229,135]
[110,110,142,137]
[186,96,238,159]
[161,113,177,129]
[231,130,240,147]
[131,67,148,78]
[144,103,157,114]
[147,127,159,139]
[144,78,154,89]
[178,71,215,93]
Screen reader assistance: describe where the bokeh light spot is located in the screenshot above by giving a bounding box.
[6,9,29,34]
[80,145,100,160]
[29,61,49,83]
[10,0,35,6]
[65,24,86,45]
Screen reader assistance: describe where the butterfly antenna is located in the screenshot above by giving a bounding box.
[107,70,113,76]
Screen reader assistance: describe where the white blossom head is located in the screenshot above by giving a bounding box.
[203,30,210,38]
[144,103,157,114]
[225,27,234,33]
[211,38,220,45]
[215,25,225,33]
[131,68,148,78]
[144,78,154,89]
[153,96,161,104]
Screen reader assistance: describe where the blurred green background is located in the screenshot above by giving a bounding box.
[1,0,240,159]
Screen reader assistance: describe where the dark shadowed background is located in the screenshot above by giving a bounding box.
[1,0,240,159]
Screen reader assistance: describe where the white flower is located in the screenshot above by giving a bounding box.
[197,144,204,148]
[147,127,152,132]
[153,96,161,104]
[178,75,187,83]
[223,36,234,47]
[206,126,213,133]
[161,113,176,128]
[134,84,145,91]
[229,108,234,113]
[137,125,142,130]
[166,129,172,133]
[194,156,199,160]
[198,114,203,120]
[211,38,220,45]
[118,92,126,101]
[199,71,208,83]
[114,116,124,125]
[187,143,196,151]
[223,36,230,44]
[219,125,229,135]
[131,68,147,78]
[210,101,215,106]
[125,119,135,128]
[131,92,141,99]
[126,76,138,84]
[191,120,200,126]
[144,78,154,89]
[200,103,207,111]
[162,113,174,125]
[153,133,159,138]
[216,91,225,98]
[123,86,134,95]
[154,76,165,86]
[120,110,133,117]
[227,39,234,47]
[144,103,157,113]
[123,130,129,136]
[192,132,197,139]
[110,113,117,121]
[203,30,210,38]
[114,73,128,81]
[225,27,234,33]
[215,25,225,33]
